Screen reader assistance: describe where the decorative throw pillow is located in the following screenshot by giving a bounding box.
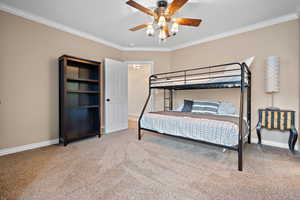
[191,100,220,114]
[181,100,193,112]
[217,101,236,115]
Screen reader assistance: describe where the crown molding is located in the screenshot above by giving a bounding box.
[170,13,298,50]
[121,46,171,51]
[0,2,298,52]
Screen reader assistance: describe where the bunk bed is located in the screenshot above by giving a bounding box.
[138,62,251,171]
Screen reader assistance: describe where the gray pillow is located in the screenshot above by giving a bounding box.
[191,100,220,114]
[217,102,236,115]
[181,100,193,112]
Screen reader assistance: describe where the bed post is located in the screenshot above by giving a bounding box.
[169,89,173,111]
[247,64,251,144]
[138,76,153,140]
[238,63,245,171]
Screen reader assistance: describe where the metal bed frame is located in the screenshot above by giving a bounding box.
[138,62,251,171]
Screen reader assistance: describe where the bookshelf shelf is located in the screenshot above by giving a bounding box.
[67,105,99,109]
[67,78,99,83]
[67,90,99,94]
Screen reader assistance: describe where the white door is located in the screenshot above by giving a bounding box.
[105,58,128,133]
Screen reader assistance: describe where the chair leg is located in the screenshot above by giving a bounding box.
[256,129,262,144]
[256,123,262,144]
[292,134,298,151]
[289,128,298,152]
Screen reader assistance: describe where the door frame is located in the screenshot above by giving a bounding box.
[125,61,155,117]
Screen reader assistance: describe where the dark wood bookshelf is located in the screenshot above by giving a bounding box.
[59,55,102,146]
[66,56,99,66]
[67,78,99,83]
[67,90,99,94]
[67,105,99,109]
[66,132,100,143]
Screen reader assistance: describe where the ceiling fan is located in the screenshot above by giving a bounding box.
[126,0,202,41]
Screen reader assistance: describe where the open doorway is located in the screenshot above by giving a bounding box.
[127,61,153,130]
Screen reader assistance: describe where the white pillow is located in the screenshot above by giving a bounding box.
[242,56,255,68]
[174,103,184,111]
[217,101,236,115]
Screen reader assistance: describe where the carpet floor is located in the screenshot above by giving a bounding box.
[1,130,300,200]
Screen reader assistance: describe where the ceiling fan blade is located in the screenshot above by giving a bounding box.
[126,0,155,16]
[163,26,171,37]
[129,24,149,31]
[166,0,189,16]
[174,18,202,26]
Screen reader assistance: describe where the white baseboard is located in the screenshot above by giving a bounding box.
[0,139,59,156]
[128,113,139,118]
[0,137,297,156]
[251,138,299,151]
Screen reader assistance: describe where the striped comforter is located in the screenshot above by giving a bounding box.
[141,111,248,147]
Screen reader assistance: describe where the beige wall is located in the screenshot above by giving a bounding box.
[170,20,299,146]
[1,10,299,150]
[128,64,151,117]
[0,11,122,149]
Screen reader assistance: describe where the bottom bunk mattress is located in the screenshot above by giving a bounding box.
[140,111,248,147]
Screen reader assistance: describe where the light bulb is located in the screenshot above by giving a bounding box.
[171,22,179,35]
[133,64,141,69]
[157,16,166,28]
[158,29,167,41]
[146,24,154,36]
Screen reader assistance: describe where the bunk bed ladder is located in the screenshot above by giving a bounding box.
[163,89,173,111]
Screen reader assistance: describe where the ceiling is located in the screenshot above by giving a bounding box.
[1,0,299,50]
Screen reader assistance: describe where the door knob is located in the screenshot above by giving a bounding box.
[106,98,110,102]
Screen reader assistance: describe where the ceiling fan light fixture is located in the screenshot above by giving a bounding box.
[157,16,166,28]
[171,22,179,35]
[158,28,167,41]
[126,0,202,42]
[133,64,142,69]
[146,24,154,36]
